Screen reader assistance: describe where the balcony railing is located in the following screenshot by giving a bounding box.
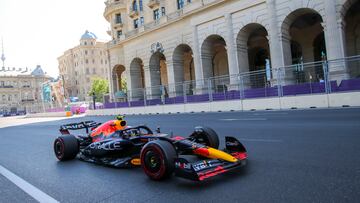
[0,85,14,88]
[129,6,139,18]
[21,99,35,102]
[104,0,126,19]
[108,0,221,46]
[147,0,160,9]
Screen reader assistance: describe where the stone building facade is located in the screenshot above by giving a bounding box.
[0,65,51,113]
[58,31,110,101]
[103,0,360,101]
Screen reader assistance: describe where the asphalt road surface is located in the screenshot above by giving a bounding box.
[0,108,360,203]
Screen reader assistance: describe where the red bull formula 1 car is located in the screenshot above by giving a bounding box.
[53,116,247,181]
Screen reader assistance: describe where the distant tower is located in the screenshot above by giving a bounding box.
[1,37,5,68]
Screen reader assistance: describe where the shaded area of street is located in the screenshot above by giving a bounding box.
[0,108,360,202]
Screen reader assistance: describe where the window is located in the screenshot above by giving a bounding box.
[85,59,89,64]
[86,68,90,74]
[92,59,95,64]
[153,9,160,20]
[84,41,87,45]
[85,50,88,55]
[117,30,122,38]
[101,59,103,64]
[139,0,143,11]
[134,18,139,29]
[115,13,122,24]
[93,68,96,74]
[177,0,185,9]
[86,78,90,83]
[161,7,166,16]
[132,0,137,11]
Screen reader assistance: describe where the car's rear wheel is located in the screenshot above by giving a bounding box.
[191,126,219,149]
[54,135,79,161]
[140,140,177,180]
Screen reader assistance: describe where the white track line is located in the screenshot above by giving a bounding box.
[0,165,59,203]
[219,118,267,121]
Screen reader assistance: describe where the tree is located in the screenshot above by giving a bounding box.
[88,77,109,102]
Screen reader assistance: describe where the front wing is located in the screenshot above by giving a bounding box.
[174,152,247,181]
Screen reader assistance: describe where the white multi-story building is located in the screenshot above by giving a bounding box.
[58,31,110,101]
[0,65,51,113]
[103,0,360,101]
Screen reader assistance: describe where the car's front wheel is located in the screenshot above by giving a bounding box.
[54,135,79,161]
[140,140,177,180]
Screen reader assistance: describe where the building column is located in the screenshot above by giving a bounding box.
[192,26,205,90]
[267,0,294,85]
[107,51,115,102]
[225,13,240,90]
[323,1,348,82]
[144,63,161,99]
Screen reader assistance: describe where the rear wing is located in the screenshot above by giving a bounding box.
[59,121,101,135]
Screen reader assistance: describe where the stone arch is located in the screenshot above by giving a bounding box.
[343,0,360,77]
[129,58,145,100]
[281,8,325,65]
[200,34,229,79]
[172,44,195,95]
[236,23,270,88]
[148,51,168,98]
[112,65,126,94]
[173,44,195,83]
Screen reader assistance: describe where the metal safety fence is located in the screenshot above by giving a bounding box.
[105,55,360,109]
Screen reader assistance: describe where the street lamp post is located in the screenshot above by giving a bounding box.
[92,92,96,110]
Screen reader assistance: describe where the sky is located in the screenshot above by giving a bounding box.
[0,0,111,78]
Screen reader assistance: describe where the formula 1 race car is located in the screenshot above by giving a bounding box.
[53,116,247,181]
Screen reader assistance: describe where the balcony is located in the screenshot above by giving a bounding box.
[103,0,126,20]
[113,20,124,29]
[129,6,139,18]
[0,85,14,88]
[147,0,160,9]
[21,99,35,102]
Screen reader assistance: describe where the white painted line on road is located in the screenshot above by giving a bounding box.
[219,118,267,121]
[239,138,283,143]
[0,165,59,203]
[252,112,289,116]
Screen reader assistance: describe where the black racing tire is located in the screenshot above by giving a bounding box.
[191,126,220,149]
[54,135,79,161]
[140,140,177,180]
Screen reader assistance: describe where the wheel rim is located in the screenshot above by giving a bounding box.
[54,139,64,159]
[141,145,165,179]
[144,151,161,173]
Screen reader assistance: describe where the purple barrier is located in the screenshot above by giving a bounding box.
[186,94,210,103]
[337,78,360,92]
[104,102,129,109]
[130,100,145,107]
[243,87,278,99]
[227,90,241,100]
[146,99,162,106]
[165,96,185,104]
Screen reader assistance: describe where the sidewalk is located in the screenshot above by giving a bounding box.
[0,114,85,129]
